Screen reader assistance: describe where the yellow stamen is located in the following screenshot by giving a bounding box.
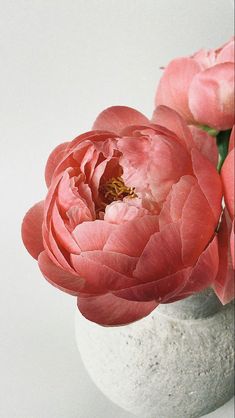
[100,176,137,206]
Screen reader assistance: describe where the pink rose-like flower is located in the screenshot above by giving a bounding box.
[214,127,235,303]
[155,37,235,131]
[22,106,223,326]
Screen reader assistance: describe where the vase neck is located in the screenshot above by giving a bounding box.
[156,289,223,320]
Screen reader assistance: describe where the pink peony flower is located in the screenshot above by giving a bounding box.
[214,127,234,303]
[22,105,224,326]
[155,37,235,131]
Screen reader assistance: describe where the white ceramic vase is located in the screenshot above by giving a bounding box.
[75,289,234,418]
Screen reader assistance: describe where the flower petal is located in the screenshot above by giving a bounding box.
[159,175,197,227]
[191,148,222,222]
[221,148,235,219]
[189,63,235,130]
[217,38,235,63]
[114,268,191,302]
[77,293,157,326]
[38,250,84,295]
[104,215,159,257]
[72,220,117,251]
[76,250,138,276]
[190,126,218,167]
[155,58,201,122]
[51,201,81,254]
[151,105,194,151]
[71,252,138,292]
[22,201,44,259]
[134,222,183,281]
[180,182,217,266]
[92,106,149,135]
[45,142,69,187]
[213,215,234,304]
[181,235,219,295]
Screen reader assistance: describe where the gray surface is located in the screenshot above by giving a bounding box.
[0,1,234,417]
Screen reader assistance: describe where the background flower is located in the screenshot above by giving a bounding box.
[155,37,235,131]
[213,127,234,303]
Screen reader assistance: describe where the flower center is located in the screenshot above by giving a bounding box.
[99,176,137,207]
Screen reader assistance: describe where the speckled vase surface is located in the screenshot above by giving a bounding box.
[75,289,234,418]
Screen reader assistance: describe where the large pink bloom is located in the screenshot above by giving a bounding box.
[22,105,223,326]
[214,128,234,303]
[155,37,235,131]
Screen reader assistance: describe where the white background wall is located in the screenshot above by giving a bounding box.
[0,1,234,417]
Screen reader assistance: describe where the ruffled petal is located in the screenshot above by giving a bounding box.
[191,148,222,222]
[180,182,218,265]
[92,106,149,135]
[189,63,235,130]
[213,215,234,304]
[38,251,84,295]
[155,58,201,122]
[134,222,183,281]
[77,293,157,326]
[72,220,117,251]
[231,222,234,269]
[51,201,81,254]
[190,126,218,167]
[221,148,235,219]
[114,268,191,302]
[151,105,194,151]
[104,215,159,257]
[159,175,197,227]
[181,235,219,295]
[71,251,138,292]
[22,201,44,259]
[45,142,69,187]
[217,38,235,63]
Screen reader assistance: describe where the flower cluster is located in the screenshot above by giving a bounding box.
[22,38,234,326]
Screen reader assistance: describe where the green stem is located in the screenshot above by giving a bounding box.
[216,130,231,172]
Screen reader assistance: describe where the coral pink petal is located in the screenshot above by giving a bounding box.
[159,175,196,227]
[45,142,69,187]
[51,202,81,254]
[92,106,149,135]
[72,220,117,251]
[104,215,159,257]
[71,253,138,292]
[76,250,138,276]
[38,251,84,296]
[114,267,191,302]
[189,63,235,130]
[51,132,116,181]
[151,105,194,150]
[217,38,235,63]
[47,221,75,272]
[213,215,234,304]
[190,126,218,167]
[182,235,219,295]
[230,222,234,269]
[22,201,45,260]
[77,293,158,326]
[221,149,235,219]
[181,182,217,266]
[191,148,222,222]
[134,222,183,281]
[155,58,201,122]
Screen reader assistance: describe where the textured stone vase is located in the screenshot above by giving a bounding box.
[75,289,234,418]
